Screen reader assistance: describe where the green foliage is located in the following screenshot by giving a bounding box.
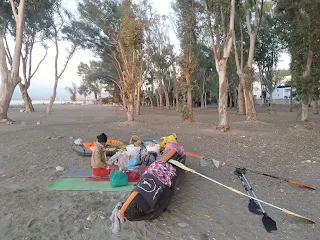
[277,0,320,103]
[65,82,78,102]
[102,96,114,104]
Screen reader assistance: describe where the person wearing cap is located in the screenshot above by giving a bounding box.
[91,133,111,176]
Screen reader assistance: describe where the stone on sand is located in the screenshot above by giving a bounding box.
[178,222,189,228]
[21,121,27,126]
[56,166,65,171]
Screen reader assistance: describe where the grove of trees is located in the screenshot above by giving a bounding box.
[0,0,319,129]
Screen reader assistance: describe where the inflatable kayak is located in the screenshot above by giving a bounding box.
[71,134,178,157]
[119,147,186,221]
[71,137,162,157]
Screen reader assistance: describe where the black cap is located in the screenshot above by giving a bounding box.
[97,133,107,143]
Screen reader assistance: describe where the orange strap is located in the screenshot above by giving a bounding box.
[159,149,177,162]
[120,191,139,218]
[183,151,202,159]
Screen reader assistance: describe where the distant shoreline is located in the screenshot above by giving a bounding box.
[10,100,84,107]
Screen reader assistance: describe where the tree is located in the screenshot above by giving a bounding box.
[151,15,174,111]
[204,0,235,130]
[174,0,198,122]
[65,82,77,103]
[255,7,284,107]
[18,1,54,112]
[0,0,26,123]
[45,3,82,114]
[277,0,320,121]
[77,0,144,121]
[78,83,90,104]
[77,61,110,104]
[233,0,263,121]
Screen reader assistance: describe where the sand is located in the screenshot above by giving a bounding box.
[0,104,319,240]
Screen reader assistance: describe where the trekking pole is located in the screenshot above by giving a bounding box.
[235,168,277,232]
[169,160,316,224]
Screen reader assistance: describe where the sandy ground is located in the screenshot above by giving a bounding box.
[0,104,319,240]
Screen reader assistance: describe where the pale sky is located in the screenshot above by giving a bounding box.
[4,0,290,98]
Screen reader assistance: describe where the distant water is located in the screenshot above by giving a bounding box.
[10,100,83,106]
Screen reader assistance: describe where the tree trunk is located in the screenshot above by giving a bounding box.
[217,59,229,131]
[313,100,319,115]
[126,93,134,121]
[172,94,175,110]
[84,95,87,104]
[164,89,170,110]
[19,83,35,112]
[175,86,179,112]
[243,67,257,120]
[233,87,238,110]
[204,91,207,109]
[185,74,193,122]
[46,38,59,114]
[158,88,163,110]
[135,85,141,115]
[201,77,205,110]
[228,90,233,109]
[149,92,154,109]
[0,80,16,121]
[300,50,313,121]
[99,89,102,105]
[156,93,159,108]
[301,102,309,121]
[114,84,120,103]
[238,81,245,115]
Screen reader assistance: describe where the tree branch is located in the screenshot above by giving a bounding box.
[0,29,9,74]
[246,10,252,34]
[58,45,77,80]
[30,47,48,81]
[9,0,18,22]
[3,33,12,66]
[224,0,235,57]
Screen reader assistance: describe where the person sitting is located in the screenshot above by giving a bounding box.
[91,133,111,177]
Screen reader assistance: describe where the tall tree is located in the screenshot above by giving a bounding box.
[45,3,82,114]
[77,0,144,121]
[204,0,235,131]
[174,0,198,122]
[233,0,263,121]
[18,1,54,112]
[277,0,320,121]
[65,82,77,103]
[0,0,26,123]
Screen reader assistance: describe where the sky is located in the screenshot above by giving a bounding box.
[5,0,290,100]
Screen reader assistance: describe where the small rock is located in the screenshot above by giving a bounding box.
[57,136,63,139]
[240,136,246,138]
[88,125,91,128]
[56,166,65,171]
[87,214,97,221]
[53,205,61,210]
[313,161,317,164]
[301,161,305,164]
[20,109,25,113]
[280,188,284,193]
[36,121,41,126]
[305,160,311,163]
[84,226,90,230]
[46,136,51,139]
[98,214,106,220]
[7,121,12,125]
[178,222,189,228]
[69,136,74,139]
[21,121,27,126]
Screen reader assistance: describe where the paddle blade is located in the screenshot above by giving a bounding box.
[287,180,316,191]
[262,214,277,232]
[248,199,263,215]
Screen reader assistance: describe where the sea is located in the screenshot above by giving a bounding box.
[10,100,83,106]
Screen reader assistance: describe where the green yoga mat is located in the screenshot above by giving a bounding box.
[47,178,135,192]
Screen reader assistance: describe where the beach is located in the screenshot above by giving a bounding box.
[0,104,319,240]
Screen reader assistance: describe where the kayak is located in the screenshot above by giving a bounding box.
[71,137,162,157]
[119,148,186,221]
